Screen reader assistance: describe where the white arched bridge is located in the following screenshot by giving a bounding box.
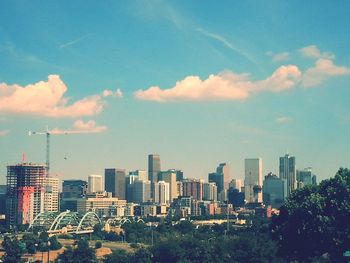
[28,211,145,236]
[28,211,102,236]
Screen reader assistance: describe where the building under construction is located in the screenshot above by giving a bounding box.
[6,163,46,225]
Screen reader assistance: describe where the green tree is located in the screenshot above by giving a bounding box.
[49,236,62,250]
[271,168,350,262]
[56,246,75,263]
[1,236,25,263]
[95,241,102,249]
[73,239,97,263]
[103,249,131,263]
[131,247,152,263]
[21,233,38,254]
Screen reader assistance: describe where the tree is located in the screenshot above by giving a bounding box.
[73,239,97,263]
[49,236,62,250]
[103,249,131,263]
[95,241,102,249]
[21,233,38,254]
[1,236,25,263]
[271,168,350,262]
[131,247,152,263]
[56,246,75,263]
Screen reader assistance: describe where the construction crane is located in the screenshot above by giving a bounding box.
[28,126,69,177]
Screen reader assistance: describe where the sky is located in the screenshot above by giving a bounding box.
[1,0,350,184]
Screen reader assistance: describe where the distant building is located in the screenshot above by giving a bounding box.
[6,163,46,225]
[297,167,314,187]
[244,158,263,203]
[208,163,229,200]
[0,185,7,217]
[279,154,296,196]
[203,182,217,201]
[216,163,230,190]
[154,181,170,204]
[43,177,59,212]
[129,170,147,181]
[125,174,138,202]
[229,179,242,192]
[228,188,245,207]
[167,169,184,181]
[104,169,126,199]
[263,173,287,208]
[60,179,88,212]
[148,154,161,184]
[133,179,151,203]
[77,197,127,218]
[182,179,204,201]
[88,174,103,194]
[158,171,178,202]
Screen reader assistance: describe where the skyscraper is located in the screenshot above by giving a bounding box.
[279,154,296,196]
[297,167,313,187]
[61,180,88,212]
[203,182,217,201]
[263,172,287,208]
[43,177,59,212]
[158,170,177,202]
[88,174,103,194]
[182,179,204,201]
[216,163,229,190]
[244,158,263,203]
[154,181,170,204]
[148,154,161,184]
[133,179,151,203]
[104,169,126,199]
[6,163,46,225]
[229,179,242,192]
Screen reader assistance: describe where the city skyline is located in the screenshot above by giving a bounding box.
[1,1,350,183]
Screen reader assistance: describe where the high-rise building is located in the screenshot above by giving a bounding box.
[6,163,46,225]
[182,179,204,201]
[158,171,178,202]
[229,179,242,192]
[104,169,126,199]
[279,154,296,196]
[129,170,147,181]
[43,177,59,212]
[125,174,138,202]
[297,167,313,187]
[263,172,287,208]
[208,172,223,194]
[216,163,230,190]
[148,154,161,184]
[133,179,151,203]
[60,180,88,212]
[203,182,217,201]
[154,181,170,204]
[88,174,103,194]
[0,185,6,218]
[244,158,263,203]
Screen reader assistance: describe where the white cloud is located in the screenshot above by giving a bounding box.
[59,34,90,49]
[302,58,350,87]
[299,45,334,59]
[0,130,9,136]
[134,65,301,102]
[0,75,121,118]
[51,119,107,134]
[272,52,290,62]
[275,116,293,124]
[103,88,123,98]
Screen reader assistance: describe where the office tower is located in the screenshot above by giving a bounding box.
[208,172,223,193]
[203,182,217,201]
[216,163,230,190]
[61,180,88,211]
[229,179,242,192]
[6,163,46,225]
[279,154,296,196]
[125,174,138,202]
[77,197,127,218]
[158,171,178,202]
[244,158,263,203]
[167,169,184,181]
[297,167,313,187]
[129,170,147,181]
[88,174,103,194]
[263,172,287,208]
[148,154,161,183]
[104,169,126,199]
[228,188,245,207]
[154,181,170,204]
[182,179,204,201]
[176,181,183,197]
[312,175,317,185]
[43,177,59,212]
[0,185,6,218]
[133,179,151,203]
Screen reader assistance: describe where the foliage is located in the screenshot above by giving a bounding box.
[271,168,350,262]
[1,236,25,263]
[49,236,62,250]
[95,241,102,249]
[56,239,97,263]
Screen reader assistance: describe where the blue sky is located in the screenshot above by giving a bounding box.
[1,0,350,184]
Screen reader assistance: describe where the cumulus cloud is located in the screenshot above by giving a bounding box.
[134,65,301,102]
[50,119,107,134]
[299,45,334,59]
[0,75,121,118]
[275,116,293,124]
[0,130,9,136]
[302,59,350,87]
